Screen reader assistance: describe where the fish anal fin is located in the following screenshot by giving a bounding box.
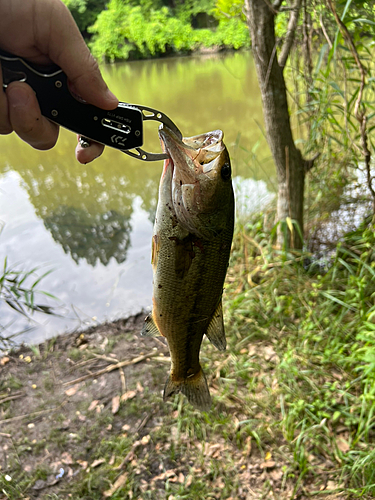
[141,313,161,337]
[205,300,226,351]
[163,368,212,412]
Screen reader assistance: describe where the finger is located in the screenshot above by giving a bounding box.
[0,62,12,134]
[75,137,104,164]
[6,81,59,150]
[37,1,118,111]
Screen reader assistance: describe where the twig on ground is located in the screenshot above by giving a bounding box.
[119,367,126,394]
[0,405,60,424]
[0,392,25,405]
[62,351,159,386]
[136,412,153,433]
[151,356,171,363]
[91,352,119,364]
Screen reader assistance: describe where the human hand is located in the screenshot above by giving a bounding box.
[0,0,118,163]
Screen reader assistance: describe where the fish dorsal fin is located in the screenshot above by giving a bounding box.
[205,300,226,351]
[141,313,161,337]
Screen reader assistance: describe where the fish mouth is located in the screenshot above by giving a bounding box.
[158,125,224,182]
[159,124,194,159]
[159,125,223,156]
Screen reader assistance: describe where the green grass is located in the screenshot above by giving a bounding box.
[55,213,375,498]
[223,215,375,498]
[2,214,375,499]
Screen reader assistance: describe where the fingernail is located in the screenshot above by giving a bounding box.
[7,86,30,108]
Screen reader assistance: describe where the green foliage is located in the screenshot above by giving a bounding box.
[213,0,245,21]
[0,257,56,346]
[61,0,107,33]
[175,0,217,23]
[89,0,249,61]
[225,213,375,496]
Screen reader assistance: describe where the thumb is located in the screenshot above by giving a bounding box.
[42,1,118,110]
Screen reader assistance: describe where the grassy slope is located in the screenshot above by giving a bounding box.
[1,216,375,499]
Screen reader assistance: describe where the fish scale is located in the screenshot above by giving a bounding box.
[142,127,235,411]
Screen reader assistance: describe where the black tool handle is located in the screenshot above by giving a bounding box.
[0,48,143,150]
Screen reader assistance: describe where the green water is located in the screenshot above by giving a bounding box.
[0,50,275,345]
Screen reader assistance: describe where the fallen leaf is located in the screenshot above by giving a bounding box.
[33,479,47,490]
[61,419,71,429]
[136,381,144,393]
[0,356,10,366]
[260,461,276,469]
[77,460,88,470]
[91,458,105,468]
[337,437,350,454]
[141,435,150,445]
[65,384,80,397]
[121,390,137,401]
[270,469,283,481]
[112,395,120,414]
[152,469,177,481]
[265,451,272,461]
[61,452,74,465]
[88,400,99,411]
[327,480,339,490]
[207,443,223,457]
[103,473,128,497]
[243,436,252,456]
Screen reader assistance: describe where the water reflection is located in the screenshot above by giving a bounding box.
[44,207,131,266]
[0,51,276,345]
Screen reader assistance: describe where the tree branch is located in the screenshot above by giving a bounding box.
[278,0,302,70]
[304,153,320,173]
[319,12,332,48]
[327,0,374,213]
[262,0,279,15]
[273,0,284,10]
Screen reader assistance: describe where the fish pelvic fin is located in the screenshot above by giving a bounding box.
[163,368,212,412]
[205,300,227,351]
[141,313,161,337]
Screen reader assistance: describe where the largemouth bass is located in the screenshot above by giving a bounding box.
[142,126,235,411]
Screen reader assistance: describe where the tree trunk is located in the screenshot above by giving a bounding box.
[244,0,306,249]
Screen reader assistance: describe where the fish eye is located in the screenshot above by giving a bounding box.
[221,162,231,180]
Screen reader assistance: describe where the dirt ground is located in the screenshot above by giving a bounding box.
[0,313,345,500]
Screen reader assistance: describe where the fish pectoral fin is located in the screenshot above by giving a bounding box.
[205,300,227,351]
[141,313,161,337]
[163,369,211,412]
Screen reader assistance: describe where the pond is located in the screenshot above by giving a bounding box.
[0,50,276,346]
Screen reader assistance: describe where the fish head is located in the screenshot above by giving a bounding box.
[159,126,234,239]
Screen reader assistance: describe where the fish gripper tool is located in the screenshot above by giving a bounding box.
[0,48,182,161]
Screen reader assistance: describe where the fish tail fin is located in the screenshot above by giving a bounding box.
[163,368,212,412]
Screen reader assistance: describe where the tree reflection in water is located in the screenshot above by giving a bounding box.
[44,206,131,266]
